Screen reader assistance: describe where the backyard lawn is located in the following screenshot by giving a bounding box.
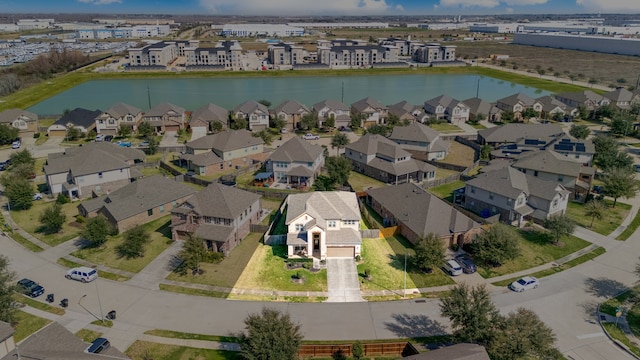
[477,229,591,278]
[347,171,386,192]
[357,236,455,293]
[71,216,173,273]
[166,232,262,289]
[429,123,463,133]
[11,200,84,246]
[427,180,466,202]
[442,141,476,167]
[565,200,631,236]
[126,341,238,360]
[434,167,460,180]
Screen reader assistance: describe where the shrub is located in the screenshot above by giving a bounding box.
[203,251,224,263]
[355,255,361,261]
[75,215,85,224]
[451,243,459,251]
[364,269,370,277]
[33,133,40,139]
[56,193,70,204]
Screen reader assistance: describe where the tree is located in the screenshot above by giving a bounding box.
[593,135,632,172]
[239,307,302,360]
[330,133,349,156]
[480,144,491,161]
[488,308,557,360]
[576,105,589,120]
[386,113,400,127]
[145,136,159,155]
[300,113,318,131]
[137,121,153,137]
[603,167,638,207]
[324,114,335,129]
[39,203,66,234]
[471,224,520,266]
[584,200,605,228]
[66,126,82,141]
[231,116,247,130]
[0,255,17,324]
[210,121,223,134]
[0,124,19,145]
[594,104,615,121]
[9,149,35,167]
[116,226,149,259]
[3,176,33,210]
[117,124,132,137]
[352,341,364,360]
[271,116,286,131]
[253,130,273,145]
[569,124,590,139]
[82,215,115,247]
[475,113,486,122]
[179,234,206,275]
[610,114,634,137]
[501,110,514,122]
[412,234,445,273]
[365,124,388,136]
[350,114,364,129]
[325,156,351,186]
[440,283,501,344]
[257,99,271,108]
[521,108,539,121]
[543,214,576,245]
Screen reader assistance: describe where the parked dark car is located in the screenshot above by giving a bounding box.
[103,135,114,143]
[87,338,111,354]
[592,185,604,194]
[455,254,477,274]
[17,278,45,298]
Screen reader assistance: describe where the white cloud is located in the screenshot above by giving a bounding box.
[505,7,514,13]
[576,0,640,11]
[438,0,548,8]
[503,0,547,4]
[199,0,393,15]
[77,0,122,4]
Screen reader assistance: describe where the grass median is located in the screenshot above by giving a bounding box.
[12,294,65,315]
[617,209,640,240]
[126,340,239,360]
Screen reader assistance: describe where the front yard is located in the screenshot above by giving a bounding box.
[71,216,173,273]
[11,200,84,246]
[565,200,631,236]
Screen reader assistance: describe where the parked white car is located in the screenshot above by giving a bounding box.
[509,276,539,292]
[33,193,43,200]
[443,259,463,276]
[95,134,105,142]
[65,267,98,283]
[302,133,319,140]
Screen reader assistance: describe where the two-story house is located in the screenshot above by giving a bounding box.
[464,166,570,226]
[44,142,145,199]
[95,103,142,135]
[423,95,470,125]
[285,191,361,259]
[272,99,310,131]
[495,93,543,120]
[141,102,187,133]
[550,135,595,166]
[477,123,564,148]
[47,108,101,137]
[265,136,324,188]
[536,95,574,119]
[604,87,638,111]
[345,133,437,185]
[171,183,261,255]
[554,90,609,112]
[232,100,270,131]
[0,109,38,134]
[388,101,426,123]
[180,129,267,176]
[463,97,502,122]
[312,99,350,129]
[388,122,450,161]
[351,97,388,128]
[189,103,228,134]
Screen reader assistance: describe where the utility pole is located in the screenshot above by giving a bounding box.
[147,85,151,110]
[341,81,344,103]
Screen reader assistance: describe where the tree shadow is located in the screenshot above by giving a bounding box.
[384,313,447,338]
[579,300,600,324]
[167,254,183,272]
[584,277,628,299]
[73,237,93,249]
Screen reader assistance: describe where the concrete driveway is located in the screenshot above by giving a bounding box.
[159,131,181,147]
[325,258,365,303]
[191,127,207,140]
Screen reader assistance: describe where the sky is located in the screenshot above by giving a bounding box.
[2,0,640,16]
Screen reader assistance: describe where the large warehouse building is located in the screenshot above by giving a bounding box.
[514,33,640,57]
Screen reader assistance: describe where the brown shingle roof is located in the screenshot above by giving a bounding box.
[178,183,260,219]
[44,142,145,177]
[0,108,37,124]
[267,136,323,163]
[186,129,263,151]
[388,122,441,143]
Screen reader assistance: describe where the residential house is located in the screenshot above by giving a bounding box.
[313,99,350,129]
[78,175,196,232]
[477,123,564,148]
[554,90,609,111]
[550,135,595,166]
[232,100,270,131]
[180,129,266,176]
[44,142,145,199]
[423,95,470,125]
[141,102,187,133]
[272,99,310,131]
[403,343,490,360]
[95,102,142,135]
[495,92,543,120]
[0,108,38,133]
[511,149,595,202]
[388,101,426,123]
[0,321,15,359]
[388,122,450,161]
[464,166,570,225]
[351,97,388,128]
[189,103,228,133]
[345,133,437,184]
[604,87,637,110]
[171,183,261,255]
[367,183,481,247]
[285,191,361,259]
[47,108,101,137]
[536,95,574,119]
[463,97,502,122]
[265,136,324,188]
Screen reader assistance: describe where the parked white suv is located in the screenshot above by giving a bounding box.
[65,267,98,283]
[302,133,320,140]
[443,259,463,276]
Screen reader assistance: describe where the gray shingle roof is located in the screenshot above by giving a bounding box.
[388,122,441,143]
[52,108,102,129]
[273,99,310,115]
[604,88,634,103]
[181,151,223,166]
[497,92,536,107]
[425,94,457,108]
[351,97,387,112]
[178,183,260,219]
[466,167,529,199]
[0,321,14,342]
[368,183,480,238]
[536,95,568,112]
[267,136,324,163]
[463,97,500,116]
[144,102,185,117]
[346,133,411,158]
[233,100,269,115]
[285,191,360,229]
[555,90,604,104]
[44,142,145,177]
[312,99,349,112]
[195,224,235,242]
[388,101,421,118]
[104,103,141,118]
[404,343,490,360]
[190,103,228,125]
[186,129,263,151]
[0,108,37,124]
[478,123,563,144]
[512,150,588,177]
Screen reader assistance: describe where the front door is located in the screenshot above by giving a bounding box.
[313,232,320,251]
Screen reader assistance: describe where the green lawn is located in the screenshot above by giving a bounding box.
[13,310,51,342]
[10,232,44,252]
[602,323,640,358]
[428,123,463,132]
[477,230,591,278]
[71,216,173,273]
[434,168,460,180]
[11,201,84,246]
[565,201,630,236]
[13,294,65,315]
[357,236,454,293]
[618,208,640,240]
[126,341,239,360]
[166,232,262,289]
[76,328,103,343]
[144,329,239,343]
[468,122,487,130]
[347,171,386,192]
[427,181,465,202]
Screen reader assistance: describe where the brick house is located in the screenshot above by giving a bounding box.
[232,100,270,131]
[189,103,228,134]
[95,103,142,135]
[272,99,310,131]
[265,136,325,187]
[388,122,450,161]
[351,97,388,128]
[313,99,351,129]
[47,108,101,137]
[423,95,470,125]
[141,102,187,133]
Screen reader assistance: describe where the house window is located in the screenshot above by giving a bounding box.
[328,220,336,228]
[507,198,512,205]
[220,164,224,169]
[295,223,304,231]
[160,205,164,213]
[517,197,524,205]
[98,172,103,179]
[489,193,494,200]
[470,186,475,194]
[147,209,153,216]
[558,176,564,182]
[553,199,559,207]
[172,201,177,207]
[534,171,538,176]
[308,162,313,167]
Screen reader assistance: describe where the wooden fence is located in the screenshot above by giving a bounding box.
[379,226,399,238]
[360,229,381,239]
[297,342,418,358]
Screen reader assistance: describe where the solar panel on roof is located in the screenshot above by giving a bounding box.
[575,144,586,152]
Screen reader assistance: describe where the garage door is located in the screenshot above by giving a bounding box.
[326,247,354,258]
[48,130,67,137]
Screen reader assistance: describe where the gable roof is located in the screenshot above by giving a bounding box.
[285,191,360,228]
[0,321,14,343]
[368,183,480,238]
[467,166,569,201]
[351,97,387,112]
[53,108,102,129]
[497,92,537,107]
[144,102,185,117]
[388,122,441,143]
[190,103,228,125]
[388,101,421,118]
[312,99,349,112]
[186,129,263,151]
[478,123,563,144]
[346,133,412,158]
[97,176,196,221]
[604,87,634,107]
[512,150,589,177]
[44,142,145,177]
[233,100,269,115]
[463,97,501,115]
[178,183,260,219]
[425,94,457,108]
[0,108,38,124]
[267,136,324,163]
[536,95,568,112]
[555,90,604,104]
[273,99,310,115]
[551,135,595,154]
[104,103,141,118]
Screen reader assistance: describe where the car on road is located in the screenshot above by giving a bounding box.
[65,266,98,283]
[33,193,43,200]
[509,276,539,292]
[443,259,463,276]
[116,141,132,147]
[455,254,477,274]
[302,133,320,140]
[11,139,21,149]
[17,278,45,298]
